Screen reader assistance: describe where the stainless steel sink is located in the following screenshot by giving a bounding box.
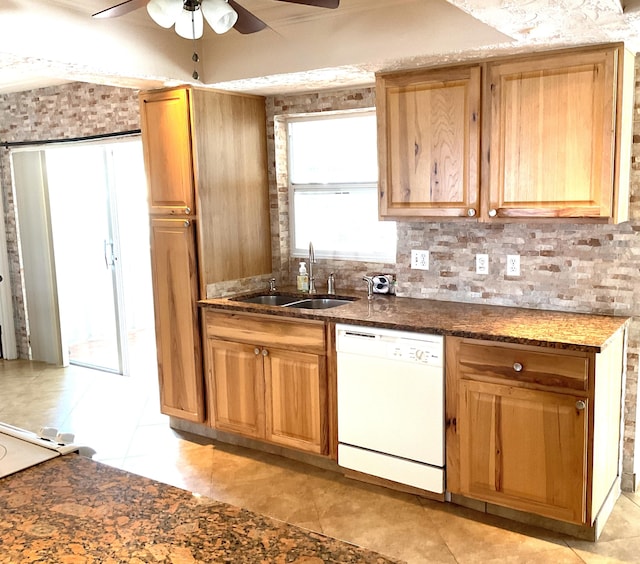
[284,298,353,310]
[236,295,301,306]
[234,294,354,309]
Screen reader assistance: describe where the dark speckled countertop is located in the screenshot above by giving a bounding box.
[0,455,400,563]
[199,288,629,353]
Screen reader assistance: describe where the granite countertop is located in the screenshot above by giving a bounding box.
[0,455,399,563]
[199,288,629,353]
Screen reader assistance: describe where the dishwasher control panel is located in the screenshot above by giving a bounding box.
[388,342,441,365]
[336,324,443,366]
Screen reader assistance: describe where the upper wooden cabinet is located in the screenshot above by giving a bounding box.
[485,46,634,222]
[139,86,272,292]
[377,65,481,218]
[377,44,634,223]
[140,89,195,216]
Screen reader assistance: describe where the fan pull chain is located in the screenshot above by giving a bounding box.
[191,9,200,80]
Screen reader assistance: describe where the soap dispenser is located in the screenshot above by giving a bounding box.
[297,261,309,292]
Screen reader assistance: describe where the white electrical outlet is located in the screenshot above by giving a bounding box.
[476,254,489,275]
[411,249,429,270]
[506,254,520,276]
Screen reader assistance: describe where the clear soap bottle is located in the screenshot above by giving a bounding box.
[297,261,309,292]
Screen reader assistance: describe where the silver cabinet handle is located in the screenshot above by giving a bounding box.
[185,207,191,214]
[262,349,269,357]
[576,400,586,411]
[254,348,260,355]
[467,208,476,217]
[513,362,523,372]
[488,209,497,217]
[184,220,190,227]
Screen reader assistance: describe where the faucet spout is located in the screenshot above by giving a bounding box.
[308,242,317,294]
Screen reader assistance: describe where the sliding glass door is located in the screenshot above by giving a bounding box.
[43,139,152,375]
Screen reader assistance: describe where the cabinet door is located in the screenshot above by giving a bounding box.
[459,379,588,524]
[150,218,203,422]
[207,339,265,438]
[264,348,327,454]
[140,88,195,216]
[377,65,481,218]
[486,48,617,220]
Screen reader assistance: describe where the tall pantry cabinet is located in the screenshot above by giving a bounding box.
[139,86,272,423]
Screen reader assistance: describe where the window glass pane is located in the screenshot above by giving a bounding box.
[293,189,396,262]
[289,114,378,184]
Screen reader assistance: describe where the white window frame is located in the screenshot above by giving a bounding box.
[286,109,396,263]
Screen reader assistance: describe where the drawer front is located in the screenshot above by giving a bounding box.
[205,310,326,354]
[456,340,590,392]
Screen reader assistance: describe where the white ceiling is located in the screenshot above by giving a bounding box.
[0,0,639,96]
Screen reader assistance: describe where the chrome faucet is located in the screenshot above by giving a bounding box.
[363,275,374,300]
[308,241,317,294]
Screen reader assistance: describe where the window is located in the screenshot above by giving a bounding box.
[287,110,396,262]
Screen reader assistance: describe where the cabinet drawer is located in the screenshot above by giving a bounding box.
[205,310,326,354]
[456,340,589,392]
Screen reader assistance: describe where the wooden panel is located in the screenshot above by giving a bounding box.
[459,380,588,524]
[264,348,327,454]
[149,218,203,422]
[193,89,272,286]
[326,323,338,461]
[591,328,625,522]
[486,47,617,219]
[207,338,265,438]
[377,65,480,218]
[456,339,589,392]
[140,89,195,216]
[205,310,325,353]
[445,336,462,493]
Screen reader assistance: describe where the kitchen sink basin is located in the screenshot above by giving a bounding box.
[235,295,302,306]
[234,294,355,309]
[284,298,353,310]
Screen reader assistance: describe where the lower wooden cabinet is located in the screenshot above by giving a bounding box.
[446,332,625,526]
[459,380,587,523]
[149,218,204,422]
[204,310,329,455]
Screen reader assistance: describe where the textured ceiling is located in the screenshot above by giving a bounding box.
[0,0,638,95]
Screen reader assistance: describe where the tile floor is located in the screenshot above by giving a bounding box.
[2,358,640,563]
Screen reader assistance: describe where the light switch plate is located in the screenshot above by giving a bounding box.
[476,254,489,275]
[411,249,429,270]
[506,254,520,276]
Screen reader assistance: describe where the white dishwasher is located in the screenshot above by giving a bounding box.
[336,324,445,494]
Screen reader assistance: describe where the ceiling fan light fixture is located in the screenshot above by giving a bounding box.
[146,0,184,28]
[201,0,239,34]
[175,5,205,39]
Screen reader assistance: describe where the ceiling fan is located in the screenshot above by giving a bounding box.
[92,0,340,38]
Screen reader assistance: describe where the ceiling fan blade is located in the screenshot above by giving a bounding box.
[228,0,268,34]
[274,0,339,8]
[92,0,150,18]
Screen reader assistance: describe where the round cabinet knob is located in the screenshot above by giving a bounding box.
[262,349,269,357]
[576,400,586,411]
[184,207,191,214]
[513,362,523,372]
[488,209,498,218]
[254,348,260,355]
[184,220,190,227]
[467,208,477,217]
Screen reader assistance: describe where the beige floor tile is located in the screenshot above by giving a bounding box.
[426,503,571,564]
[567,536,640,563]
